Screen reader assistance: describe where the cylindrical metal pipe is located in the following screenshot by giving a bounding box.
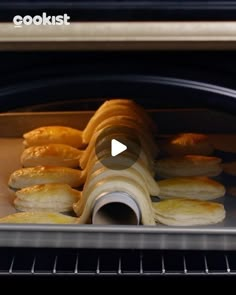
[92,191,141,225]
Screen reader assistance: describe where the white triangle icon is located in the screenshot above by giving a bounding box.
[111,139,127,157]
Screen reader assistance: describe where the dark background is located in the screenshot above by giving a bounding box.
[2,0,236,21]
[0,51,236,113]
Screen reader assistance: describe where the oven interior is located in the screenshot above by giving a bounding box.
[0,50,235,276]
[1,0,236,278]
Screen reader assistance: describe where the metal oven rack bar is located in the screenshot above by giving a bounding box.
[1,248,236,276]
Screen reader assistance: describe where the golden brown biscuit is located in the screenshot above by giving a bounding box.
[155,155,222,178]
[0,211,77,224]
[8,166,86,189]
[157,177,225,200]
[23,126,83,148]
[153,198,225,226]
[162,133,214,156]
[14,183,81,212]
[21,144,82,168]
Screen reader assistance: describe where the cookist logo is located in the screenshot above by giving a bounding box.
[13,12,70,28]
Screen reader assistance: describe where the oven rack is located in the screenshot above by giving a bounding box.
[1,248,236,276]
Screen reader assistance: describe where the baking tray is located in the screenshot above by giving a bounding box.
[0,108,236,250]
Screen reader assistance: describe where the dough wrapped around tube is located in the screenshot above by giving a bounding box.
[106,99,156,131]
[84,159,160,197]
[80,127,155,171]
[73,176,156,225]
[82,102,156,144]
[93,115,159,158]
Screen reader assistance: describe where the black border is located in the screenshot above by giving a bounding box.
[1,1,236,21]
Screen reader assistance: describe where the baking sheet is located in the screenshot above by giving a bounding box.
[0,110,236,250]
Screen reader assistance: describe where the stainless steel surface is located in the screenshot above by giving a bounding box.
[92,192,141,225]
[1,248,236,276]
[1,22,236,50]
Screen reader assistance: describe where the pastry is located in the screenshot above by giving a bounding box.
[0,211,77,224]
[157,177,225,200]
[161,133,214,156]
[93,115,159,158]
[73,175,156,225]
[80,127,154,170]
[153,198,225,226]
[21,144,82,168]
[82,99,156,144]
[155,155,222,178]
[84,159,160,197]
[8,166,86,189]
[14,183,81,212]
[23,126,83,148]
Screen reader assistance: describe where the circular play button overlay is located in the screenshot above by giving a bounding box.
[95,125,141,170]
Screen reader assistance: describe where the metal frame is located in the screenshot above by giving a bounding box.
[1,248,236,276]
[1,22,236,50]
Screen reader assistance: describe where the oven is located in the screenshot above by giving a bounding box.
[0,0,236,280]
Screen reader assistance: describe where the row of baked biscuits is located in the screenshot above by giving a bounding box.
[152,132,226,226]
[6,99,158,223]
[9,134,227,226]
[2,101,228,225]
[7,129,227,225]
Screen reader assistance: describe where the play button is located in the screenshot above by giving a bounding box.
[111,139,127,157]
[95,125,141,170]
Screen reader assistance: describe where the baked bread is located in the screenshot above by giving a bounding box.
[80,127,154,171]
[82,99,156,144]
[84,159,160,198]
[0,211,77,224]
[155,155,222,178]
[93,115,159,158]
[14,183,81,212]
[73,175,156,225]
[21,144,82,168]
[23,126,83,148]
[157,177,225,200]
[153,198,225,226]
[161,133,214,156]
[8,166,86,189]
